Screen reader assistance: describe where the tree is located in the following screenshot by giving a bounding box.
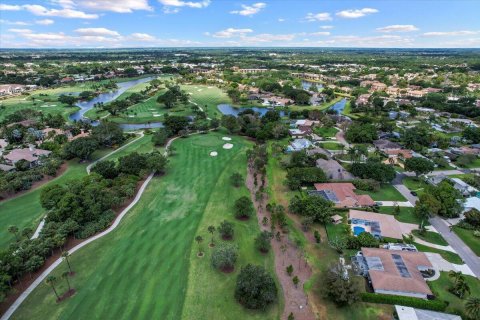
[92,122,124,147]
[146,152,168,173]
[8,225,19,241]
[91,160,118,179]
[62,251,73,274]
[211,243,238,272]
[286,265,293,276]
[218,220,234,240]
[152,128,169,146]
[45,275,60,300]
[64,137,98,160]
[118,152,147,176]
[452,278,471,299]
[286,167,327,190]
[288,195,333,224]
[221,115,239,133]
[163,115,189,135]
[425,181,463,218]
[255,231,272,253]
[345,123,378,143]
[350,160,396,183]
[230,172,243,188]
[404,157,434,177]
[292,276,299,288]
[465,297,480,320]
[62,271,72,292]
[234,196,254,220]
[195,235,203,255]
[58,95,78,107]
[208,225,216,246]
[322,263,360,306]
[288,313,295,320]
[235,264,277,310]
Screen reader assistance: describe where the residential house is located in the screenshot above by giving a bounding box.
[353,248,434,299]
[316,159,354,180]
[349,210,417,240]
[0,84,25,96]
[394,305,461,320]
[356,94,371,106]
[287,139,312,152]
[4,146,52,167]
[310,183,375,208]
[450,178,478,196]
[373,139,402,151]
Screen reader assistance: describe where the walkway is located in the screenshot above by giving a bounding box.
[30,218,45,240]
[378,201,413,207]
[425,252,476,279]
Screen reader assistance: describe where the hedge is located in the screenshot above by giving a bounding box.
[360,292,448,312]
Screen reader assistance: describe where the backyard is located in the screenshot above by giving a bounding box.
[11,132,279,320]
[356,185,406,201]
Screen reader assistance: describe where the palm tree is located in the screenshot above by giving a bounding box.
[207,226,216,246]
[465,297,480,320]
[62,251,73,274]
[454,279,471,299]
[8,225,19,241]
[45,275,60,300]
[449,270,463,283]
[62,271,71,292]
[195,235,203,255]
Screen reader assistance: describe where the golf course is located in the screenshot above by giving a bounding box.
[10,132,279,320]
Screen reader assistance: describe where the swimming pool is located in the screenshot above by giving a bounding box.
[353,226,366,236]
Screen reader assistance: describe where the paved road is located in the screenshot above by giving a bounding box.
[392,173,419,205]
[429,216,480,278]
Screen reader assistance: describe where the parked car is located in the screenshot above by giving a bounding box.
[411,191,417,196]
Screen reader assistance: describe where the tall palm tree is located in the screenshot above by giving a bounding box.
[449,270,463,283]
[62,271,71,291]
[62,251,73,274]
[453,278,470,299]
[207,226,216,245]
[465,297,480,320]
[45,275,60,300]
[195,235,203,254]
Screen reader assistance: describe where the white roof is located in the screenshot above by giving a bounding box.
[464,197,480,211]
[395,305,461,320]
[295,120,307,125]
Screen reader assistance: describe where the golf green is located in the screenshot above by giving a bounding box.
[12,132,275,320]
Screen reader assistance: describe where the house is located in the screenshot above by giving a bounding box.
[0,139,8,154]
[310,183,375,208]
[4,146,52,167]
[353,248,434,299]
[316,159,354,180]
[464,197,480,212]
[373,139,402,151]
[384,149,413,160]
[0,84,26,96]
[426,174,447,186]
[287,139,312,152]
[356,94,371,106]
[0,164,15,172]
[349,210,417,239]
[450,178,478,196]
[394,305,461,320]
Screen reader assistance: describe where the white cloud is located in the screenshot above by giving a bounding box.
[305,12,332,22]
[8,29,33,34]
[241,33,295,43]
[0,20,31,26]
[212,28,253,38]
[278,18,285,22]
[23,5,99,19]
[309,32,331,36]
[336,8,378,19]
[423,30,479,36]
[316,34,413,47]
[158,0,211,8]
[377,25,418,33]
[74,28,121,37]
[36,19,55,25]
[0,4,22,11]
[76,0,153,13]
[230,3,266,16]
[163,7,180,14]
[129,33,156,41]
[320,25,333,30]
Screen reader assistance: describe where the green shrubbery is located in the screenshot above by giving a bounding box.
[360,293,448,311]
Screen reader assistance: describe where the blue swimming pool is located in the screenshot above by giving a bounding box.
[353,226,366,236]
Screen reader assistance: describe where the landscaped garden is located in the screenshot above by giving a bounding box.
[11,132,279,320]
[453,226,480,256]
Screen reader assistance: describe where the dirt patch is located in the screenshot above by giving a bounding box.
[220,266,234,273]
[57,289,76,302]
[236,215,250,221]
[208,243,216,248]
[246,165,315,320]
[197,252,205,258]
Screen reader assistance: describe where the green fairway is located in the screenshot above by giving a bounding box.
[12,132,277,320]
[0,134,156,250]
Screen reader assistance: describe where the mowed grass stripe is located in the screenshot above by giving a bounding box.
[12,133,246,320]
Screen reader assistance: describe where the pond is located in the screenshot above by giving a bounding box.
[119,122,164,131]
[69,76,155,122]
[302,80,323,91]
[328,98,348,114]
[217,104,286,117]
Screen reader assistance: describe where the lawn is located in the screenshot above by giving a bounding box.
[453,226,480,256]
[429,272,480,318]
[403,177,428,197]
[12,132,279,320]
[0,134,157,250]
[378,207,424,225]
[356,184,406,202]
[412,230,448,246]
[319,142,344,150]
[413,243,463,264]
[314,127,338,138]
[456,157,480,169]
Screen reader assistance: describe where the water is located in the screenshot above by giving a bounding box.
[69,76,155,122]
[217,104,285,117]
[328,98,348,114]
[302,80,323,91]
[119,122,164,131]
[353,226,366,236]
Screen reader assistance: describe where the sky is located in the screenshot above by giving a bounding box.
[0,0,479,48]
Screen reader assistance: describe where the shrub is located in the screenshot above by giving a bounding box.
[211,243,238,272]
[255,231,272,253]
[352,179,380,192]
[360,293,448,311]
[314,230,321,243]
[235,264,277,310]
[218,220,234,240]
[234,196,254,219]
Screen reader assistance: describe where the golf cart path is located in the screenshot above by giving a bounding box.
[2,133,182,320]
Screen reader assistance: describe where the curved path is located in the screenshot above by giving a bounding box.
[2,131,197,320]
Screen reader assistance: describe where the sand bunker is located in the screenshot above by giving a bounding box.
[153,115,161,117]
[223,143,233,149]
[222,137,232,141]
[210,151,218,157]
[128,115,135,118]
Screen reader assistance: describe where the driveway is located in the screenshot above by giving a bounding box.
[425,252,476,279]
[429,216,480,278]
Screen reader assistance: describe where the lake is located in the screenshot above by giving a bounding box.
[217,104,286,117]
[328,98,348,114]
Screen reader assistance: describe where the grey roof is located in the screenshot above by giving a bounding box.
[395,305,461,320]
[0,164,15,172]
[308,189,339,203]
[316,159,354,180]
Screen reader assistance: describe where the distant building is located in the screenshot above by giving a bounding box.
[4,146,51,167]
[287,138,312,152]
[373,139,402,151]
[316,159,353,180]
